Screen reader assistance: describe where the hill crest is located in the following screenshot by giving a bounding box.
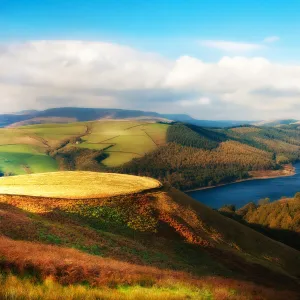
[0,171,161,199]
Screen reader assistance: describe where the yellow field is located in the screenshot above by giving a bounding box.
[0,171,162,199]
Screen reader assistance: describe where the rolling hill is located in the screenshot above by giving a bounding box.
[219,196,300,251]
[254,119,299,127]
[0,120,169,175]
[2,120,300,192]
[1,107,252,128]
[0,172,299,299]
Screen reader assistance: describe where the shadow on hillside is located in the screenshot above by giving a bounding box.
[0,202,299,292]
[219,211,300,251]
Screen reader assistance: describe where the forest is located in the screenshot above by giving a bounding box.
[219,195,300,251]
[119,123,300,190]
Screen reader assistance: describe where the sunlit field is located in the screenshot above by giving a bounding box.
[0,171,161,198]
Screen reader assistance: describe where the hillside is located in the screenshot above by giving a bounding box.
[0,120,169,175]
[254,119,299,127]
[1,107,252,128]
[219,196,300,251]
[120,123,300,189]
[0,172,299,299]
[2,120,300,191]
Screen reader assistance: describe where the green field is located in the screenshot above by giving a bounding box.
[18,123,88,147]
[80,121,168,166]
[0,121,169,175]
[0,144,58,175]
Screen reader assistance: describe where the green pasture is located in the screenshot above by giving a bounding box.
[0,121,169,174]
[0,144,58,175]
[78,121,169,167]
[18,123,87,147]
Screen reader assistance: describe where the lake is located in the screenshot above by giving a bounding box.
[187,162,300,209]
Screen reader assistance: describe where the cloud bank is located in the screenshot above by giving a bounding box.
[1,40,300,120]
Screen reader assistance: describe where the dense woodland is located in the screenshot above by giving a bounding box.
[119,124,290,190]
[219,196,300,251]
[119,123,300,190]
[221,125,300,162]
[166,124,221,150]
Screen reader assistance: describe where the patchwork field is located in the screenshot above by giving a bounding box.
[80,121,169,167]
[0,121,169,175]
[0,143,58,175]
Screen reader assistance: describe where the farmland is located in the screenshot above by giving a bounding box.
[0,121,169,175]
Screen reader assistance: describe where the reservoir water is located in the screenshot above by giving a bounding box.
[187,162,300,209]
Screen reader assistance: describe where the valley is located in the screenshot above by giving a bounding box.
[2,119,300,193]
[4,1,300,298]
[1,116,300,299]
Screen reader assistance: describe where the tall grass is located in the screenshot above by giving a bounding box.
[0,274,213,300]
[1,273,297,300]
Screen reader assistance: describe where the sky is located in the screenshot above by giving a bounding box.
[1,0,300,120]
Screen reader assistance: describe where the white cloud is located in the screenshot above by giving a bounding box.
[263,36,280,43]
[200,40,263,52]
[1,40,300,120]
[179,97,211,107]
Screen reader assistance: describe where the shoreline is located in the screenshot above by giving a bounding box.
[185,164,296,193]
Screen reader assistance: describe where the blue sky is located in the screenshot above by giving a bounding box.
[1,0,300,119]
[1,0,299,60]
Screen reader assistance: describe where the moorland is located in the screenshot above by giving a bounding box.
[0,172,299,299]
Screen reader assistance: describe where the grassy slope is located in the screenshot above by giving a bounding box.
[0,172,299,299]
[0,121,169,175]
[81,121,168,167]
[219,197,300,251]
[0,134,58,175]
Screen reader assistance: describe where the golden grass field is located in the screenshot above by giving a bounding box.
[0,171,162,199]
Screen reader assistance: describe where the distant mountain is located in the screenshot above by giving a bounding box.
[0,114,30,127]
[254,119,299,127]
[15,109,39,115]
[184,119,252,128]
[161,113,195,122]
[0,107,254,128]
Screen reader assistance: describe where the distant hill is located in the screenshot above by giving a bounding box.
[254,119,299,127]
[0,107,164,127]
[1,107,253,128]
[7,117,78,128]
[0,171,299,298]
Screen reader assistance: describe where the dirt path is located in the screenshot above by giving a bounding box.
[22,165,32,174]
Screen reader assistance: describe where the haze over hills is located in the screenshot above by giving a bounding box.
[253,119,300,127]
[0,107,253,128]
